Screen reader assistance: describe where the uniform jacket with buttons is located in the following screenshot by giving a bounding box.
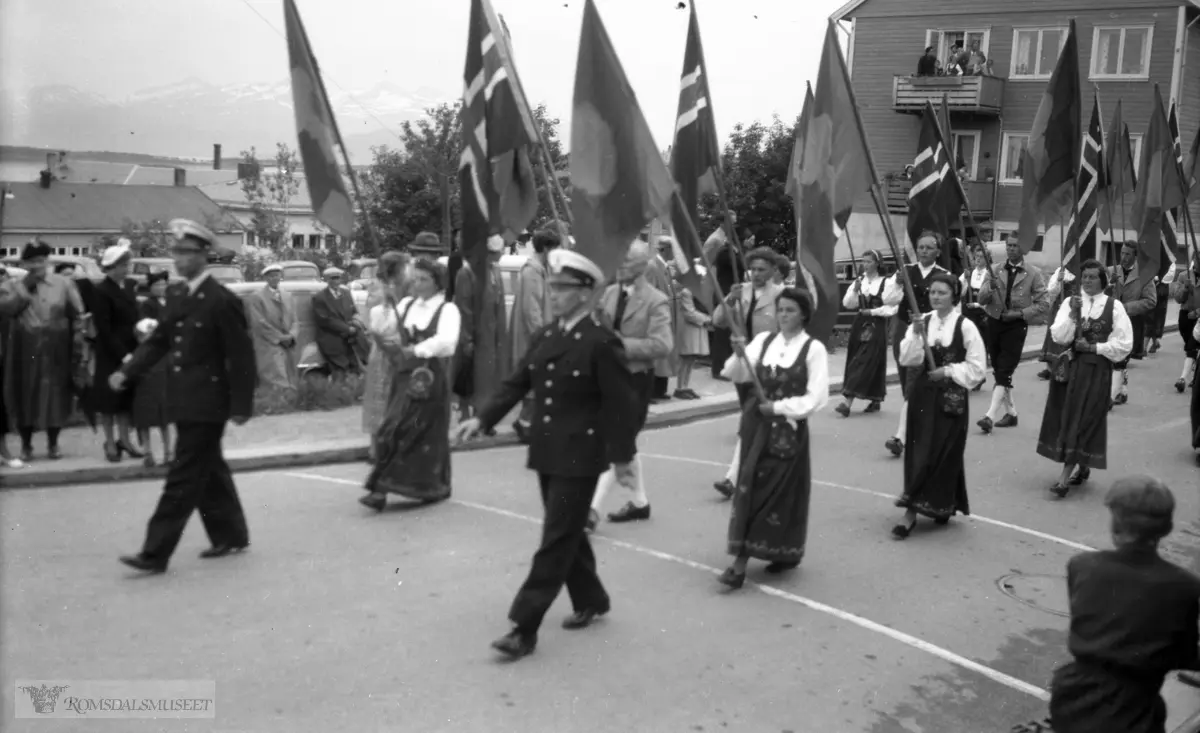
[122,276,256,424]
[477,315,639,478]
[1106,263,1157,318]
[598,277,673,374]
[976,259,1050,323]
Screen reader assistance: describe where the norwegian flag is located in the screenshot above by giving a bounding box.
[907,101,953,252]
[458,0,539,263]
[1063,95,1106,273]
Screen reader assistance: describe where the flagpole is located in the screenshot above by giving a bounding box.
[928,103,992,270]
[292,2,381,256]
[671,188,767,400]
[536,154,569,242]
[844,231,867,310]
[1095,86,1118,254]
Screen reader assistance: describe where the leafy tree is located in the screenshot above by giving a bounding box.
[529,103,570,234]
[356,146,445,251]
[239,143,301,249]
[399,102,463,248]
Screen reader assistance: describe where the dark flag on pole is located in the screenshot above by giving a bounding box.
[1063,94,1106,272]
[1161,103,1184,276]
[668,1,720,294]
[1131,85,1186,295]
[458,0,540,262]
[282,0,356,239]
[907,102,953,254]
[1017,20,1081,253]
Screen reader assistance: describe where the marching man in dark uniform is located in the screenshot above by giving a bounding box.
[110,219,257,574]
[453,248,640,659]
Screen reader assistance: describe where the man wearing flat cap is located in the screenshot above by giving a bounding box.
[312,265,369,378]
[110,219,257,574]
[453,234,511,424]
[246,263,298,391]
[455,248,641,660]
[0,239,87,461]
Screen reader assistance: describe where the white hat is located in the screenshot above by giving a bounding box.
[168,218,216,247]
[548,248,602,288]
[100,241,132,269]
[323,266,344,278]
[486,234,505,253]
[261,263,283,276]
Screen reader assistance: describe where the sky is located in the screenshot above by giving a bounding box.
[0,0,847,150]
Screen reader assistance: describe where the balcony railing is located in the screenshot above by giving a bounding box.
[892,75,1005,115]
[884,176,995,220]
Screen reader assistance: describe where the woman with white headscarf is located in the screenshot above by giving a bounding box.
[91,240,144,462]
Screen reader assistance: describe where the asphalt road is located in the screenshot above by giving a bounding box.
[2,344,1198,732]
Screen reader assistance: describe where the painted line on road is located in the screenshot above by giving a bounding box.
[283,469,1051,703]
[1149,415,1192,432]
[639,452,1097,553]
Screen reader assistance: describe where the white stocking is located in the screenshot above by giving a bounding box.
[1183,357,1196,381]
[985,386,1006,421]
[895,401,909,443]
[725,440,741,483]
[1004,387,1018,417]
[590,469,615,512]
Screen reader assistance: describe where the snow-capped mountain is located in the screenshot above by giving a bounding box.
[0,79,450,162]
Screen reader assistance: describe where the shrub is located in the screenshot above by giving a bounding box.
[253,372,365,416]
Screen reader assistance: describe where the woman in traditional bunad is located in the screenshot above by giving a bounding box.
[717,287,829,589]
[361,251,410,462]
[359,257,460,511]
[131,272,172,466]
[834,249,893,416]
[959,243,991,391]
[891,272,986,540]
[1035,260,1133,497]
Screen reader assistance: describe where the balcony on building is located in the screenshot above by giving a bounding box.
[892,75,1005,116]
[884,174,995,220]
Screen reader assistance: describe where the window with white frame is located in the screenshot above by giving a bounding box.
[1010,27,1068,79]
[1000,133,1029,184]
[1091,26,1153,80]
[925,29,991,67]
[952,131,981,179]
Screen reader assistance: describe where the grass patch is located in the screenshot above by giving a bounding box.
[253,373,366,416]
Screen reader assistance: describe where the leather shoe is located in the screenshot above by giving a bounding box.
[358,492,386,512]
[562,606,609,630]
[491,630,536,659]
[764,561,799,574]
[977,416,994,434]
[884,437,903,456]
[119,554,166,573]
[995,414,1019,428]
[712,479,734,499]
[199,543,248,559]
[607,502,650,523]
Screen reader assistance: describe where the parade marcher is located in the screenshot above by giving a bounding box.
[587,240,673,529]
[510,229,561,441]
[246,263,298,393]
[313,266,369,378]
[1108,242,1157,405]
[891,272,985,539]
[0,265,23,468]
[835,249,894,416]
[671,264,711,400]
[111,219,256,573]
[649,236,680,402]
[1146,266,1173,354]
[1046,477,1200,733]
[717,287,829,588]
[132,272,172,467]
[960,243,992,390]
[453,248,640,660]
[1037,265,1076,381]
[710,247,785,498]
[1192,315,1200,464]
[1170,261,1200,393]
[90,241,144,463]
[453,234,510,426]
[359,258,460,511]
[975,236,1049,433]
[361,250,410,458]
[0,240,87,462]
[1035,260,1133,497]
[880,231,949,457]
[704,212,742,381]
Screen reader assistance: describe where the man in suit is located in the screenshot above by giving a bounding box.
[312,266,368,378]
[710,247,786,498]
[975,236,1049,433]
[454,248,640,659]
[110,219,257,573]
[587,240,673,528]
[1108,241,1158,405]
[880,231,950,456]
[648,236,680,402]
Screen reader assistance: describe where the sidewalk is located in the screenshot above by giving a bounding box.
[1,307,1180,490]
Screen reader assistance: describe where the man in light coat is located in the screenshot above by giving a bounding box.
[588,240,673,530]
[1108,241,1158,405]
[509,228,561,441]
[246,264,297,391]
[649,236,681,401]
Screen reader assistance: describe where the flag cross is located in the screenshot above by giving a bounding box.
[676,67,709,133]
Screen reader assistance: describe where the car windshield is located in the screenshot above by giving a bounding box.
[358,265,377,281]
[208,266,243,281]
[135,262,177,277]
[281,266,318,281]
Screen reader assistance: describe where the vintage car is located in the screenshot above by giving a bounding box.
[271,260,323,282]
[205,262,246,285]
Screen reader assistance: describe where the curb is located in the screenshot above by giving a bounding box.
[0,330,1173,491]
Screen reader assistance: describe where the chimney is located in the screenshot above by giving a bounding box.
[174,168,187,187]
[213,144,222,170]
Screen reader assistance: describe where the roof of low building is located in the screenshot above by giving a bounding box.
[0,181,243,233]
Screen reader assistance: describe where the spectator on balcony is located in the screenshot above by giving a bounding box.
[916,46,937,77]
[945,44,966,76]
[967,47,989,76]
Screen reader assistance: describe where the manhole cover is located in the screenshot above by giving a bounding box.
[997,573,1069,618]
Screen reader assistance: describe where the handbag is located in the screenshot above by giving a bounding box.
[939,383,967,416]
[1050,350,1072,383]
[766,420,800,460]
[406,365,436,400]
